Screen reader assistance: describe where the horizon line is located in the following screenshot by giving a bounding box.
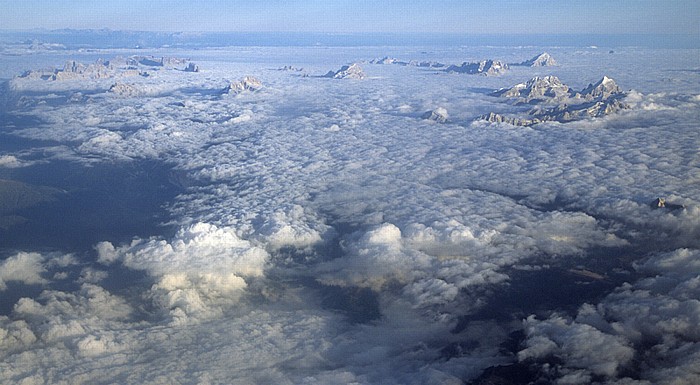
[1,28,698,37]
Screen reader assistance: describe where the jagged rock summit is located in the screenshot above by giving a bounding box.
[493,75,572,103]
[445,60,508,76]
[370,56,401,65]
[651,198,686,210]
[369,56,446,68]
[14,55,198,83]
[18,59,117,81]
[126,56,189,68]
[515,52,557,67]
[422,107,449,123]
[484,75,629,126]
[325,63,366,79]
[224,76,263,95]
[278,65,304,72]
[108,83,144,97]
[494,75,625,104]
[581,76,621,100]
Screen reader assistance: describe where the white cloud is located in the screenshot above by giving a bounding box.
[520,249,700,384]
[0,252,47,290]
[0,318,36,354]
[1,45,699,384]
[252,205,333,252]
[97,222,268,321]
[519,314,635,377]
[315,223,432,290]
[0,155,24,168]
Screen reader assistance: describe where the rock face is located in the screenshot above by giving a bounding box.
[55,60,114,80]
[493,75,572,103]
[325,63,365,79]
[484,76,629,126]
[126,56,189,68]
[445,60,508,76]
[19,59,116,81]
[108,83,143,97]
[224,76,263,95]
[370,56,402,65]
[278,65,304,72]
[14,56,194,83]
[369,57,446,68]
[515,52,557,67]
[422,107,449,123]
[651,197,686,210]
[410,60,447,68]
[580,76,621,100]
[184,63,199,72]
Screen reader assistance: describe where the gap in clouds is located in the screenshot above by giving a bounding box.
[0,158,180,254]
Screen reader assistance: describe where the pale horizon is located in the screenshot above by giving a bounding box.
[1,0,698,35]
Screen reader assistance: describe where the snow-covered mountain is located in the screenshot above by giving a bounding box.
[493,75,572,102]
[369,57,446,68]
[324,63,366,79]
[485,76,629,125]
[14,56,196,83]
[422,107,449,123]
[17,59,117,81]
[513,52,558,67]
[108,82,145,97]
[126,55,189,68]
[580,76,622,99]
[370,56,404,65]
[445,59,508,76]
[224,76,263,95]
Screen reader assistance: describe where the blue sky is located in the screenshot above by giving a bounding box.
[1,0,698,34]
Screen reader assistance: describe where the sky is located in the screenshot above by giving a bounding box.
[0,0,699,35]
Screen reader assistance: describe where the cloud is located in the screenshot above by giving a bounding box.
[519,249,700,384]
[2,45,699,384]
[0,280,345,384]
[315,223,431,290]
[97,222,268,321]
[0,252,47,290]
[0,155,24,168]
[252,204,333,253]
[519,314,635,377]
[0,318,36,355]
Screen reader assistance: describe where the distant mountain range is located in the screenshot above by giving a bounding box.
[484,75,629,125]
[1,30,697,49]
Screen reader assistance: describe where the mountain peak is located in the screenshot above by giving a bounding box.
[325,63,366,79]
[445,60,508,76]
[516,52,557,67]
[494,75,571,101]
[581,76,622,99]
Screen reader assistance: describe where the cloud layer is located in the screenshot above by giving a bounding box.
[0,45,698,383]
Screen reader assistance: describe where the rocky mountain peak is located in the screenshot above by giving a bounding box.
[518,52,557,67]
[581,76,623,99]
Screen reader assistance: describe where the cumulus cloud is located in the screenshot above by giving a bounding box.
[0,279,346,384]
[97,222,268,321]
[0,155,24,168]
[315,223,431,290]
[520,249,700,384]
[252,204,333,253]
[519,314,635,377]
[0,252,47,290]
